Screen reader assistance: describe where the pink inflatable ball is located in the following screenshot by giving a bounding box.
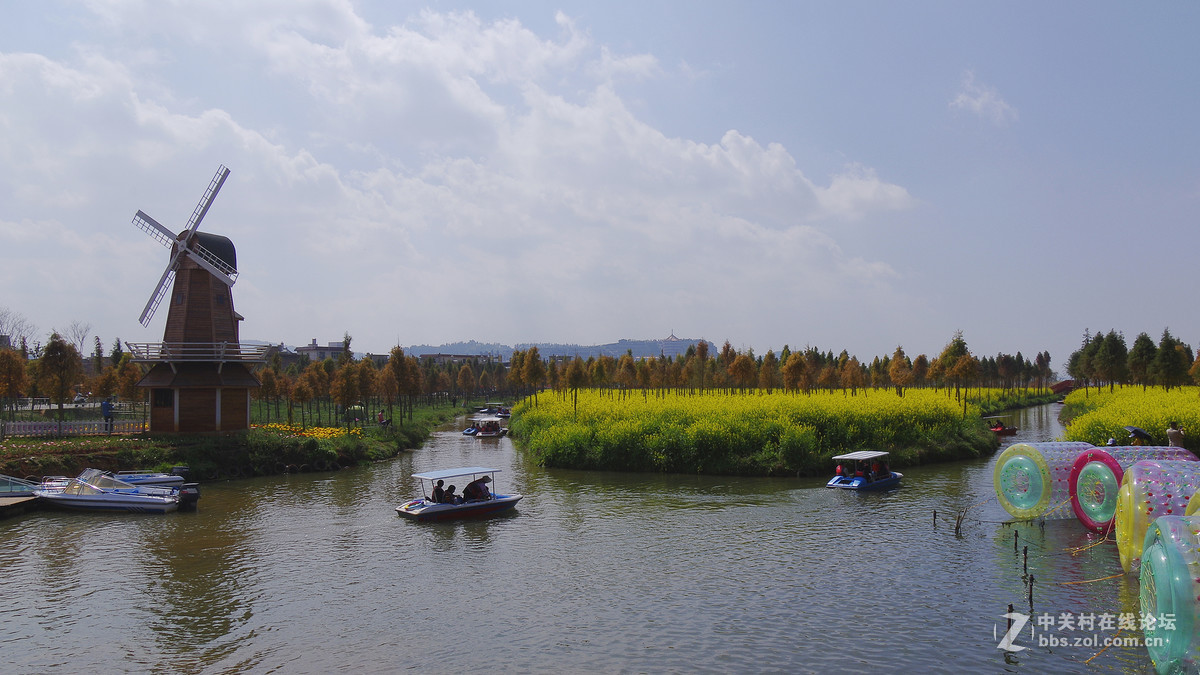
[1114,460,1200,573]
[1070,447,1198,534]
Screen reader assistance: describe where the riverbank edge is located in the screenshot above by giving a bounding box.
[0,406,461,481]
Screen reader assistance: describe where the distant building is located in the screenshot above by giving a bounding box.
[419,353,501,367]
[0,335,10,350]
[296,339,347,363]
[659,332,690,359]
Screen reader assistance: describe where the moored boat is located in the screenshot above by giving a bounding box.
[0,474,40,498]
[396,467,522,521]
[826,451,902,491]
[34,469,198,514]
[114,466,190,487]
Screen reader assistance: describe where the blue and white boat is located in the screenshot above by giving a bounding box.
[825,451,902,491]
[468,417,508,438]
[35,469,198,514]
[113,467,190,487]
[396,467,522,521]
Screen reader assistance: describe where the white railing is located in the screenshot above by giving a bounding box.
[1,420,145,439]
[125,342,271,363]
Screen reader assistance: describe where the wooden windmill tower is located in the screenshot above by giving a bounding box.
[125,165,267,433]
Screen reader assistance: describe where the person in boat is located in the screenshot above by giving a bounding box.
[431,479,446,504]
[463,475,492,501]
[835,464,845,478]
[443,485,461,504]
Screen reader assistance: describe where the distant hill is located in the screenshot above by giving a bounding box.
[249,336,710,362]
[407,336,710,360]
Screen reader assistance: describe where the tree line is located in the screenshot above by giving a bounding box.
[1067,328,1197,392]
[2,303,1064,426]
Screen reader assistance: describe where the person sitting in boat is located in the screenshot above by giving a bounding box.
[443,485,462,505]
[463,475,492,501]
[835,464,845,478]
[431,479,446,504]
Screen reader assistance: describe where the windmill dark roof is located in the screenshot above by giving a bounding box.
[195,232,236,270]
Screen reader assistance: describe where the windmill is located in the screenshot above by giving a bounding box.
[125,165,267,433]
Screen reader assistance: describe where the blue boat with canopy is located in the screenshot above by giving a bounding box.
[825,451,902,491]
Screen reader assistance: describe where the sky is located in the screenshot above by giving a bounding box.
[2,1,1198,372]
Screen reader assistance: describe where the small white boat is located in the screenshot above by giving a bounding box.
[396,467,522,521]
[35,469,196,514]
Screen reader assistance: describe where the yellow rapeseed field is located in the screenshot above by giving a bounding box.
[511,388,996,475]
[1062,386,1200,448]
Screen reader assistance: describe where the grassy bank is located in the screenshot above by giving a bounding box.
[510,388,1005,477]
[1060,385,1200,450]
[0,403,460,481]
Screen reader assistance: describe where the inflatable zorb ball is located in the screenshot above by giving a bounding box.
[1071,447,1198,534]
[993,442,1095,519]
[1115,460,1200,573]
[1140,515,1200,674]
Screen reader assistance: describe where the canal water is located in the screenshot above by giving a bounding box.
[0,404,1158,673]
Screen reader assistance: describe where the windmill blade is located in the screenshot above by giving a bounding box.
[133,210,177,249]
[182,165,230,241]
[185,241,239,286]
[139,259,179,327]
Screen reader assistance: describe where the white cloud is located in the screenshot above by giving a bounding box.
[950,70,1018,126]
[1,3,923,353]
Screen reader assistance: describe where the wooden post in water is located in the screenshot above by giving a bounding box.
[1028,575,1035,610]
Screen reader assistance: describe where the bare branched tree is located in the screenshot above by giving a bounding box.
[0,307,36,347]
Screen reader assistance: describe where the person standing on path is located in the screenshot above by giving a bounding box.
[101,397,114,433]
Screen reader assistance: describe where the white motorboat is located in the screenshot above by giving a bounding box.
[35,469,195,514]
[396,467,521,521]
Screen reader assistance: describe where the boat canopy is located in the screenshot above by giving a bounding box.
[412,467,501,482]
[0,474,38,495]
[831,451,890,461]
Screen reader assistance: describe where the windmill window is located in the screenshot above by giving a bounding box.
[215,294,226,306]
[152,388,174,408]
[175,293,186,305]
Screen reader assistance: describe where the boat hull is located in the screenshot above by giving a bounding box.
[396,494,522,521]
[34,493,180,514]
[825,472,903,491]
